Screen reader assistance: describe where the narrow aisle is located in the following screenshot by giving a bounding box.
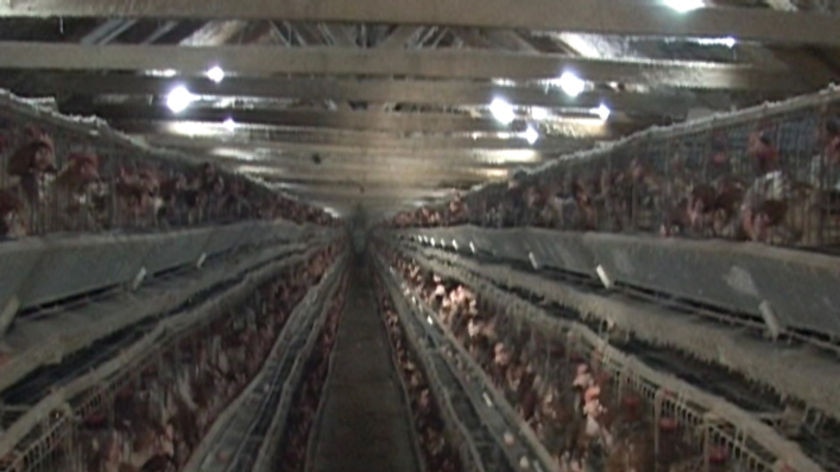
[309,258,420,472]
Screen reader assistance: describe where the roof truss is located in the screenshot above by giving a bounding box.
[4,0,840,46]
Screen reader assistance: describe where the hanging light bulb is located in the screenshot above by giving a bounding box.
[523,124,539,145]
[593,103,611,122]
[531,107,549,121]
[663,0,704,13]
[697,36,737,48]
[721,36,737,48]
[166,85,195,113]
[223,117,236,132]
[558,72,586,97]
[206,65,226,83]
[489,98,516,125]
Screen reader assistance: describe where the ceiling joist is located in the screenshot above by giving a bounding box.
[0,42,800,90]
[131,125,592,154]
[85,106,531,134]
[1,73,720,118]
[93,108,629,138]
[141,132,565,163]
[3,0,840,46]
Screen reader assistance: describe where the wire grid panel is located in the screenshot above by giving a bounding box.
[399,247,823,472]
[401,87,840,252]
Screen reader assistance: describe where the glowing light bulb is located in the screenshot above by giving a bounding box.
[489,98,516,125]
[558,72,586,97]
[697,36,737,48]
[523,125,539,145]
[166,85,195,113]
[721,36,736,48]
[223,117,236,132]
[663,0,704,13]
[531,107,549,121]
[206,65,225,83]
[593,103,611,122]
[147,69,177,78]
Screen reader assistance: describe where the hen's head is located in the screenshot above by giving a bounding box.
[67,153,100,182]
[747,130,778,163]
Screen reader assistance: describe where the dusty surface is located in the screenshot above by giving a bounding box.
[309,264,420,472]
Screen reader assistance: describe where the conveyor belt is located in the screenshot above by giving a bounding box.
[308,260,421,472]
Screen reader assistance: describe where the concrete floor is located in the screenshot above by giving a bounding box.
[309,262,420,472]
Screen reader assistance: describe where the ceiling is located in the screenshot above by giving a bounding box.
[1,0,839,217]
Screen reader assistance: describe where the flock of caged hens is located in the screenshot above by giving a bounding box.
[390,120,840,247]
[0,125,336,239]
[383,251,735,472]
[11,245,343,472]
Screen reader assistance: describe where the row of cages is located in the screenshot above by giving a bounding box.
[189,260,347,472]
[404,236,840,456]
[273,276,347,472]
[376,256,548,472]
[371,269,463,472]
[397,225,840,351]
[388,247,826,472]
[0,244,341,472]
[0,92,336,240]
[393,87,840,252]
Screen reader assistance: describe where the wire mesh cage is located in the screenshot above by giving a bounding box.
[0,249,338,472]
[393,87,840,253]
[0,92,337,241]
[395,250,830,472]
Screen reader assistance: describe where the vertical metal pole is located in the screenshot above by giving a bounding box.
[653,389,663,470]
[630,149,639,231]
[615,368,624,404]
[816,102,829,247]
[702,422,711,472]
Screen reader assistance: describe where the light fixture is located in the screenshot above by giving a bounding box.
[169,121,217,137]
[211,147,259,161]
[480,149,539,164]
[523,125,540,145]
[222,117,236,132]
[663,0,704,13]
[558,71,586,97]
[489,98,516,125]
[147,69,177,78]
[206,65,226,83]
[166,85,196,113]
[593,103,611,122]
[697,36,737,48]
[492,78,516,87]
[531,107,549,121]
[485,168,513,179]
